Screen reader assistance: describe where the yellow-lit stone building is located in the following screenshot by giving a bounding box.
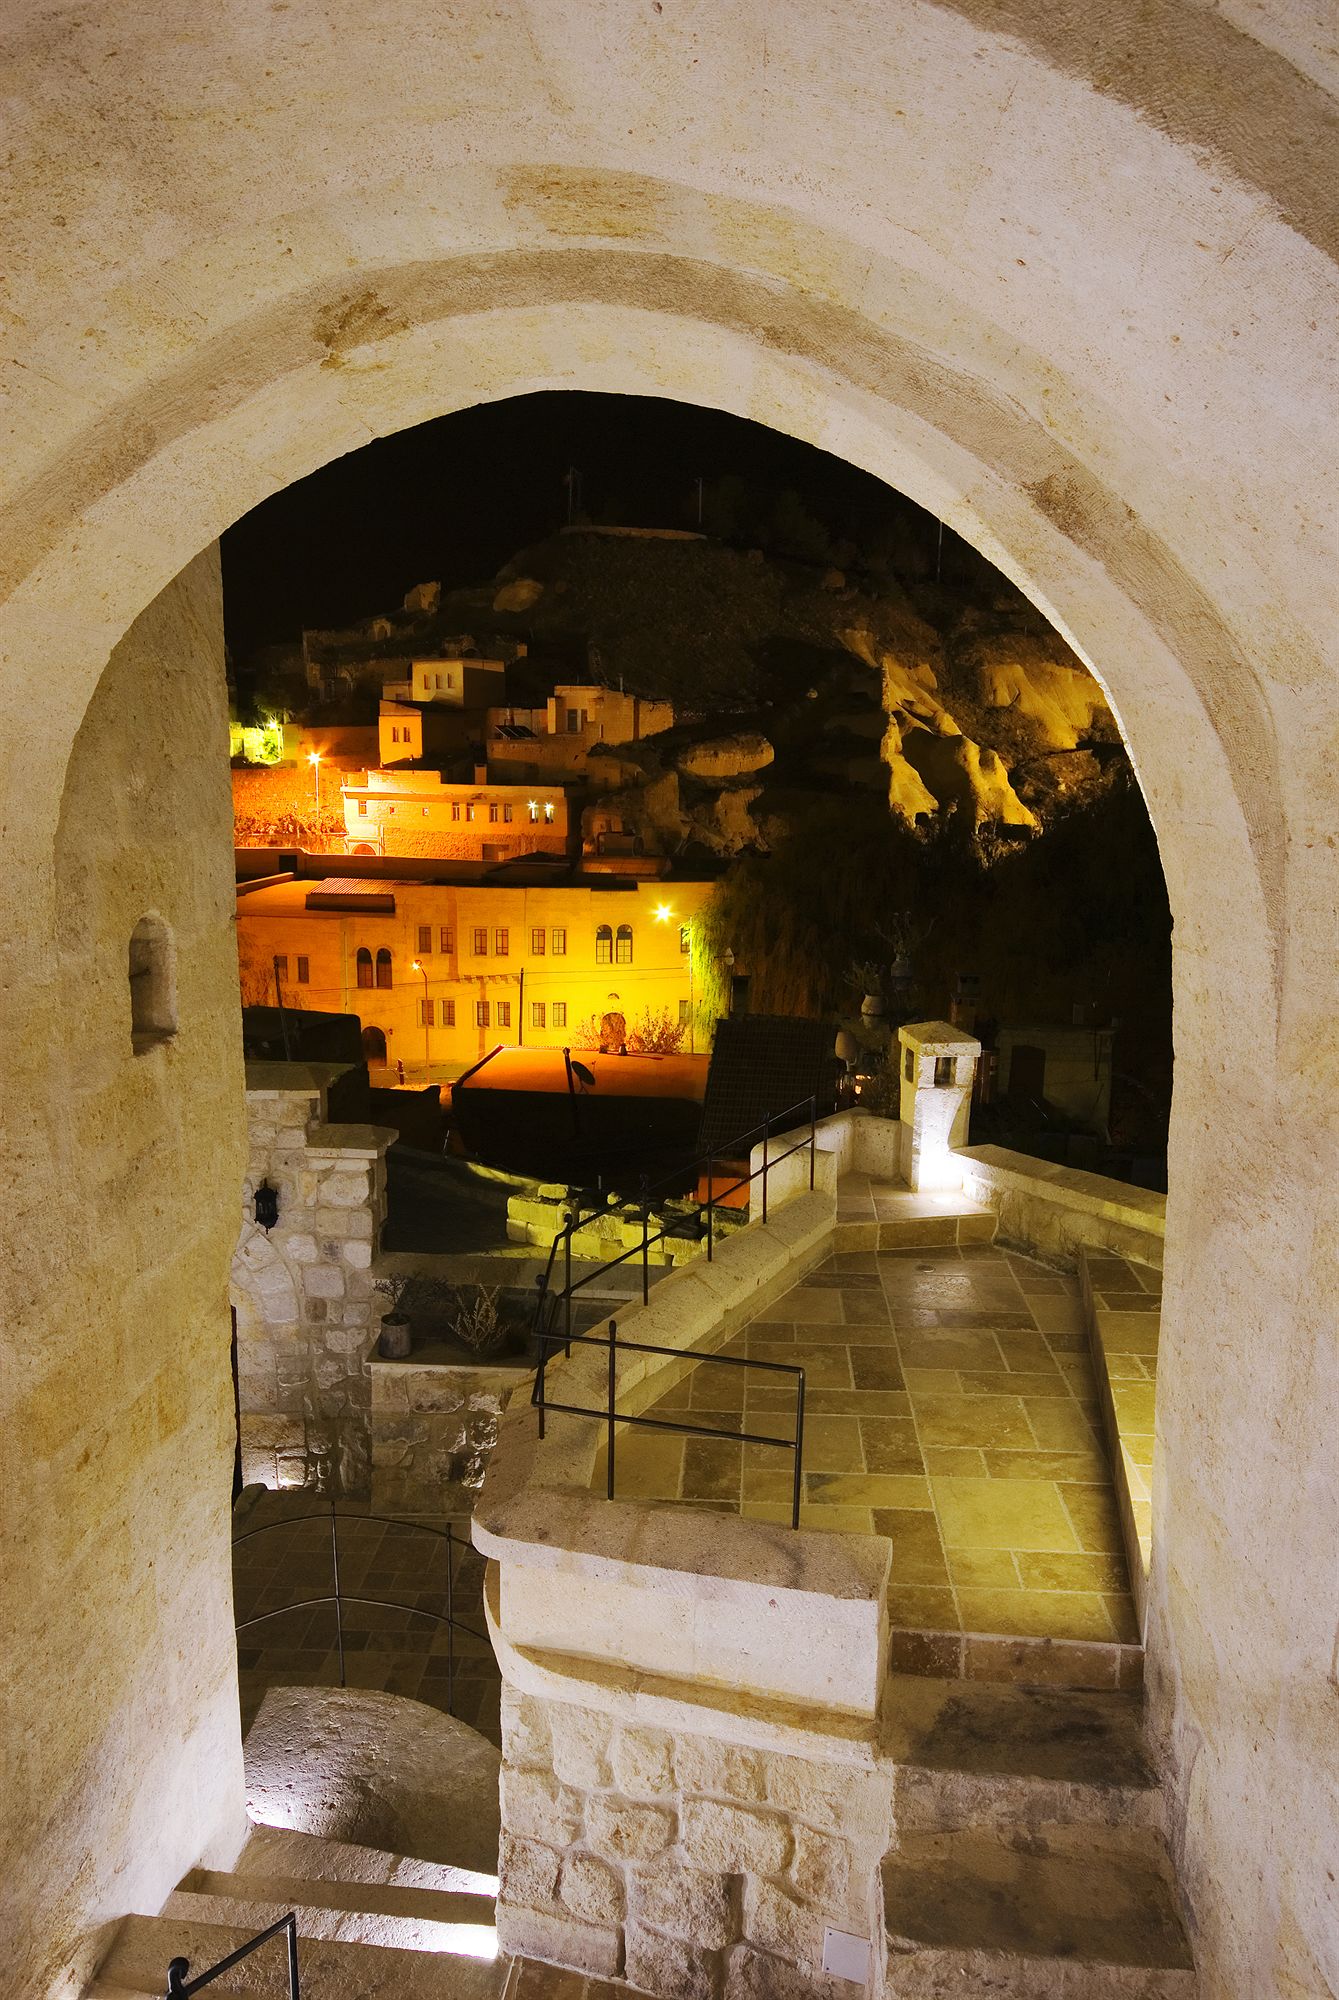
[236,871,714,1068]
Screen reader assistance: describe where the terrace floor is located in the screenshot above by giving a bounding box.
[593,1173,1142,1686]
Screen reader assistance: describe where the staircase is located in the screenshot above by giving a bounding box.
[880,1676,1196,1997]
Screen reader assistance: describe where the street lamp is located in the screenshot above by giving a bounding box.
[412,958,430,1079]
[723,946,735,1020]
[307,749,322,812]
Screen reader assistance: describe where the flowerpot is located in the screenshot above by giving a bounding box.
[860,993,885,1019]
[377,1313,412,1360]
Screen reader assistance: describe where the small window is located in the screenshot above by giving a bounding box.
[417,998,434,1028]
[595,924,613,964]
[679,998,691,1024]
[544,802,555,822]
[417,925,432,954]
[434,672,443,690]
[503,804,513,823]
[497,1000,511,1029]
[128,913,176,1053]
[615,924,633,965]
[552,927,566,957]
[452,803,462,822]
[440,926,454,954]
[531,1001,546,1028]
[934,1055,954,1087]
[552,1001,567,1028]
[904,1047,915,1083]
[422,806,430,818]
[375,948,392,990]
[356,947,373,989]
[443,998,456,1027]
[387,805,396,815]
[296,956,310,985]
[390,726,398,744]
[358,798,368,816]
[273,955,289,982]
[447,670,456,689]
[495,928,509,957]
[489,803,499,823]
[466,803,475,822]
[528,802,539,823]
[565,709,580,733]
[473,927,488,956]
[530,927,546,956]
[476,1000,490,1027]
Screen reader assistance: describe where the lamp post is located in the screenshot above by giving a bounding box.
[412,958,430,1079]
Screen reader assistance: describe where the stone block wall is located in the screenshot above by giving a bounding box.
[234,1071,394,1494]
[497,1687,892,1999]
[369,1356,518,1515]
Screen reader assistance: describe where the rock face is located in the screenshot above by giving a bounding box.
[493,576,544,613]
[245,1685,501,1872]
[676,732,775,780]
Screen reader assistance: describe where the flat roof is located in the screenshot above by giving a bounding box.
[455,1048,708,1100]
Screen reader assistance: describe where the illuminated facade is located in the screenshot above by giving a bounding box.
[236,873,714,1066]
[341,767,571,860]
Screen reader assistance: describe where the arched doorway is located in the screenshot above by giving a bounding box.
[5,11,1335,1994]
[361,1024,388,1063]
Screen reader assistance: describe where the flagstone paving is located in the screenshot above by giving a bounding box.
[594,1177,1139,1663]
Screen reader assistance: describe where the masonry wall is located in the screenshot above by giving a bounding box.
[234,1079,391,1495]
[0,552,248,1995]
[497,1685,892,2000]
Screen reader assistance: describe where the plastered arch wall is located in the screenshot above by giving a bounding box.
[1,5,1336,1995]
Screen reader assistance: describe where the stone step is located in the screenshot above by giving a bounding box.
[165,1873,496,1950]
[87,1911,505,1999]
[832,1204,997,1253]
[884,1675,1162,1836]
[882,1829,1195,1998]
[236,1821,498,1897]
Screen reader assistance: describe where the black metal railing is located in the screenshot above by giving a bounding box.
[531,1094,818,1354]
[533,1315,806,1527]
[165,1910,299,1997]
[232,1502,487,1716]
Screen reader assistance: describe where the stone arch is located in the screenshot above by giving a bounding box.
[4,10,1336,1996]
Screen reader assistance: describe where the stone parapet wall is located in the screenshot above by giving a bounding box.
[234,1065,395,1494]
[369,1354,519,1516]
[497,1684,891,1999]
[955,1145,1165,1273]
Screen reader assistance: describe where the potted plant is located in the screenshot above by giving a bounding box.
[850,960,886,1020]
[373,1274,412,1359]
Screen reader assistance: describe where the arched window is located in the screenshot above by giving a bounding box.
[355,947,373,989]
[595,924,613,964]
[376,947,393,990]
[615,924,633,964]
[128,913,176,1053]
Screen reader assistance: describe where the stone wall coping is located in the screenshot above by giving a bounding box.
[484,1568,882,1765]
[955,1144,1166,1236]
[897,1018,983,1054]
[304,1121,397,1160]
[245,1059,358,1095]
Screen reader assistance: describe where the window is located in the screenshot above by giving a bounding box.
[552,927,566,957]
[273,955,289,981]
[616,924,633,964]
[934,1055,954,1087]
[680,925,691,955]
[544,801,555,821]
[390,726,398,743]
[531,1001,546,1028]
[452,803,461,822]
[356,947,373,989]
[497,1001,511,1029]
[446,670,456,689]
[417,998,434,1027]
[595,924,613,964]
[434,672,443,690]
[527,801,539,823]
[476,1000,490,1027]
[297,956,310,985]
[375,948,392,989]
[440,926,454,954]
[503,803,513,823]
[358,798,368,815]
[530,927,546,956]
[466,803,475,822]
[422,806,429,817]
[565,709,581,733]
[417,925,432,954]
[495,928,509,957]
[679,998,691,1024]
[472,927,488,955]
[443,998,455,1027]
[128,913,176,1053]
[552,1001,567,1028]
[489,803,499,823]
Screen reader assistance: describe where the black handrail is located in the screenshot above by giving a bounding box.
[534,1316,807,1528]
[165,1910,299,1997]
[232,1503,487,1717]
[531,1094,818,1356]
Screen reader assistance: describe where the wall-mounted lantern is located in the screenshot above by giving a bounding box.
[253,1179,280,1232]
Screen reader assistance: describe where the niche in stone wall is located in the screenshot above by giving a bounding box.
[129,912,178,1053]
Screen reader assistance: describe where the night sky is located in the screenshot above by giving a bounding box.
[221,391,945,657]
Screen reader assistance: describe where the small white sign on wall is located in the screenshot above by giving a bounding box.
[822,1926,871,1983]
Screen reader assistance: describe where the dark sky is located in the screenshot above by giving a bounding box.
[221,390,945,657]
